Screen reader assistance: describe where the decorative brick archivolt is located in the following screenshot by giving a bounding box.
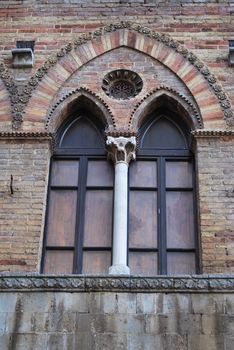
[0,275,234,293]
[2,22,234,129]
[129,85,203,131]
[45,87,115,132]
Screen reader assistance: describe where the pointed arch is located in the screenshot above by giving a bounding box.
[16,22,233,129]
[130,87,203,131]
[45,87,115,133]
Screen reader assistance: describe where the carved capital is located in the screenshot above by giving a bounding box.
[106,136,136,164]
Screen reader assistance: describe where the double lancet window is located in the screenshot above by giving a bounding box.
[42,108,198,275]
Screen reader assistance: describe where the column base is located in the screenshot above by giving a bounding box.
[109,264,130,275]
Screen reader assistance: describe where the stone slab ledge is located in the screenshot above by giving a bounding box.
[0,274,234,293]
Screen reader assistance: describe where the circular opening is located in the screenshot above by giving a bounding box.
[102,69,143,100]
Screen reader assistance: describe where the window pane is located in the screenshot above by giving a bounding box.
[84,190,113,247]
[166,192,194,249]
[129,252,158,275]
[166,161,192,188]
[87,160,113,187]
[82,251,111,274]
[167,252,195,274]
[51,160,79,186]
[129,161,157,188]
[47,190,77,246]
[44,250,73,274]
[129,191,157,248]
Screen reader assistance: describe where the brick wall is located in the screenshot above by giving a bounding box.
[197,136,234,273]
[0,139,51,272]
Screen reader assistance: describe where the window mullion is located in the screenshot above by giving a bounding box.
[74,156,88,274]
[158,157,167,275]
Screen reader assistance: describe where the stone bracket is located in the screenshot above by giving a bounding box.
[12,48,34,68]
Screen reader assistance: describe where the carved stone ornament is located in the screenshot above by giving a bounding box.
[102,69,143,100]
[106,136,136,164]
[0,275,234,292]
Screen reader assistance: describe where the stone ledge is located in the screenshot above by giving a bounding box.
[0,274,233,293]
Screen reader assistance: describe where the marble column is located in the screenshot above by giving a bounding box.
[106,136,136,275]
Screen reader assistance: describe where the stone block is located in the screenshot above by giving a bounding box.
[94,333,127,350]
[161,293,192,314]
[74,332,95,350]
[116,293,137,314]
[136,293,157,314]
[127,334,163,350]
[202,314,234,335]
[8,333,47,350]
[188,334,225,350]
[53,292,88,313]
[0,313,7,334]
[225,295,234,315]
[46,333,75,350]
[102,292,117,313]
[162,334,188,350]
[225,336,234,350]
[0,293,17,312]
[191,293,218,314]
[146,312,202,335]
[76,313,105,333]
[127,314,145,334]
[45,312,76,333]
[17,292,51,313]
[104,314,128,334]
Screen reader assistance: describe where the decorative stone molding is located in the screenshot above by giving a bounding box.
[45,87,115,131]
[102,69,143,100]
[105,126,137,137]
[0,62,24,129]
[0,275,234,292]
[130,85,203,130]
[1,21,233,128]
[106,136,136,164]
[0,131,53,139]
[192,130,234,137]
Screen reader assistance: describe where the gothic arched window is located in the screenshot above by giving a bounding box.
[128,110,198,275]
[41,112,114,274]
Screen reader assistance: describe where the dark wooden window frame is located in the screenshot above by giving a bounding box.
[41,111,114,274]
[128,151,199,275]
[41,151,114,274]
[127,111,200,275]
